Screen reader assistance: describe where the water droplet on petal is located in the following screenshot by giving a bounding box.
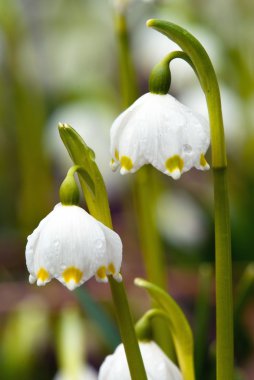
[95,239,103,248]
[183,144,192,153]
[94,239,105,253]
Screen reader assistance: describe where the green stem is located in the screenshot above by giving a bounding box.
[134,167,172,355]
[108,277,147,379]
[134,168,166,289]
[59,125,147,380]
[194,264,213,380]
[114,10,138,108]
[113,8,172,356]
[135,308,172,342]
[213,168,233,380]
[90,194,147,380]
[146,19,233,380]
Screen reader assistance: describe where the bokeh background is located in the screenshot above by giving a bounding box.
[1,0,254,379]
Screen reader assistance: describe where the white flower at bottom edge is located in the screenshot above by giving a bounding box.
[98,341,183,380]
[25,204,122,290]
[110,92,210,179]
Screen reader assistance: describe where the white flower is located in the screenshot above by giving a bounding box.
[25,204,122,290]
[110,92,210,179]
[98,341,183,380]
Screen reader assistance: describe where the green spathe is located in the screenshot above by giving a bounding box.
[59,166,80,206]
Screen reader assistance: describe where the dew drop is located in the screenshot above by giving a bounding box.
[94,239,105,252]
[95,239,103,248]
[183,144,192,154]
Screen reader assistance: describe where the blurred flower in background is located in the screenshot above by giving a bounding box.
[53,308,97,380]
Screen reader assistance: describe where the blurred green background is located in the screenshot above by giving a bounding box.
[0,0,254,379]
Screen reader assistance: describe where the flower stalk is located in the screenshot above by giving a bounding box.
[59,124,147,380]
[146,19,233,380]
[113,6,173,356]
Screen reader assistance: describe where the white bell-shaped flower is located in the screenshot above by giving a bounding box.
[26,204,122,290]
[110,92,210,179]
[98,341,183,380]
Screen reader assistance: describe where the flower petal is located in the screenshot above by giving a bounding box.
[25,203,123,290]
[110,92,210,178]
[97,221,122,281]
[98,341,183,380]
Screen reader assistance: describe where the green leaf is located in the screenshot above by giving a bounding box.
[75,288,120,349]
[135,278,195,380]
[58,123,112,228]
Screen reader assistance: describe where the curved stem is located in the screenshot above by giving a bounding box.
[146,19,233,380]
[59,125,147,380]
[135,308,172,341]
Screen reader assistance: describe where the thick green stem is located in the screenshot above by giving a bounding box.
[213,168,233,380]
[114,9,172,356]
[134,168,166,289]
[146,19,233,380]
[108,277,147,379]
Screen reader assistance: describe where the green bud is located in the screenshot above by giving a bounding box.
[59,166,80,206]
[149,60,171,95]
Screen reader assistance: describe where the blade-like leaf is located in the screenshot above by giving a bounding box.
[135,278,195,380]
[58,123,112,228]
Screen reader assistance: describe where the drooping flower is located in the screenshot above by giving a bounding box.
[110,92,210,179]
[25,204,122,290]
[98,341,183,380]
